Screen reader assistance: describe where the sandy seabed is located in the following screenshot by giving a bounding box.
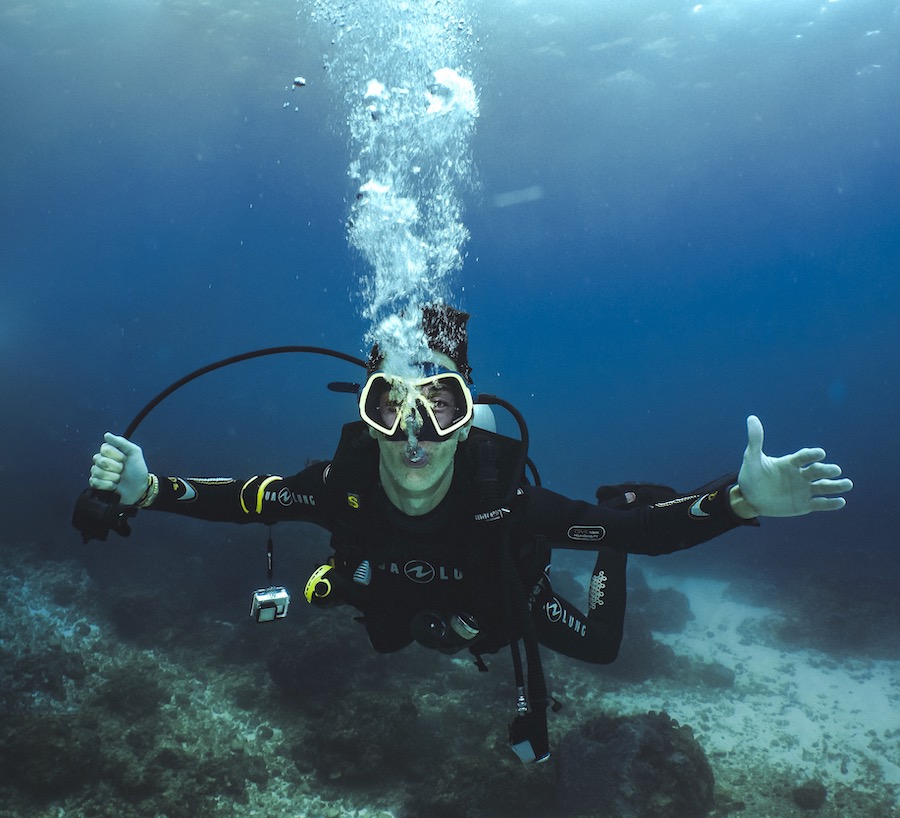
[552,570,900,818]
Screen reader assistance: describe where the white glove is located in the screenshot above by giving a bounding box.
[89,432,150,506]
[734,415,853,518]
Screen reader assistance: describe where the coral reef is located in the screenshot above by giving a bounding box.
[1,543,897,818]
[556,710,715,818]
[793,778,828,810]
[631,585,695,634]
[0,713,101,799]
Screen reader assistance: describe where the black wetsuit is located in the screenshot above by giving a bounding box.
[149,423,755,663]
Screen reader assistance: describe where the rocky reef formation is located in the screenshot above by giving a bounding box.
[556,710,716,818]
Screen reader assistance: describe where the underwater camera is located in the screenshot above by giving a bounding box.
[250,586,291,623]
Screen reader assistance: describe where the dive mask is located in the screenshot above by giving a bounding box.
[359,365,475,441]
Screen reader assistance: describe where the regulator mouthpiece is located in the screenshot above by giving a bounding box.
[406,440,427,463]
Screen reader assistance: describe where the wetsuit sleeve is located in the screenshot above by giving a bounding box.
[147,461,333,526]
[514,476,758,556]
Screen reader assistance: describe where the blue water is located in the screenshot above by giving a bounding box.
[2,4,899,817]
[2,0,897,589]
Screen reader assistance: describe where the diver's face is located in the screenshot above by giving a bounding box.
[370,351,471,504]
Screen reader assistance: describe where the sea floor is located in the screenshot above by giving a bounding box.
[561,570,900,818]
[0,544,897,818]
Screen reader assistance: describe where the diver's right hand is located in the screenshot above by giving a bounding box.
[89,433,150,505]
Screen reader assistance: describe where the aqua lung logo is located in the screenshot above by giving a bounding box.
[545,598,563,622]
[567,525,606,542]
[386,560,464,583]
[404,561,436,583]
[544,597,587,637]
[268,487,316,507]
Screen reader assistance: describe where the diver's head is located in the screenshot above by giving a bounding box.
[361,303,475,447]
[360,305,475,514]
[362,347,474,450]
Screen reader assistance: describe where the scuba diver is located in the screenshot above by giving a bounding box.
[82,304,853,763]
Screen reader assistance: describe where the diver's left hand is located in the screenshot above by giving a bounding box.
[730,415,853,518]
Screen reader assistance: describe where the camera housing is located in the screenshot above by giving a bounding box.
[250,586,291,622]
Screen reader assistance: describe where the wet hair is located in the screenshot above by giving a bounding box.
[366,303,473,383]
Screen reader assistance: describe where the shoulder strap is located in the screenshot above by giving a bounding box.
[325,422,379,497]
[322,422,380,562]
[459,430,553,762]
[458,428,527,520]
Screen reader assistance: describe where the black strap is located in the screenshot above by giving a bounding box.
[468,432,551,763]
[502,535,551,763]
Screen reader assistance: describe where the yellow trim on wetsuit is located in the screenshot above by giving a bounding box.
[255,476,282,514]
[239,475,283,515]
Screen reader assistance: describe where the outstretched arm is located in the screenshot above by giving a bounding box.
[729,415,853,519]
[87,432,333,525]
